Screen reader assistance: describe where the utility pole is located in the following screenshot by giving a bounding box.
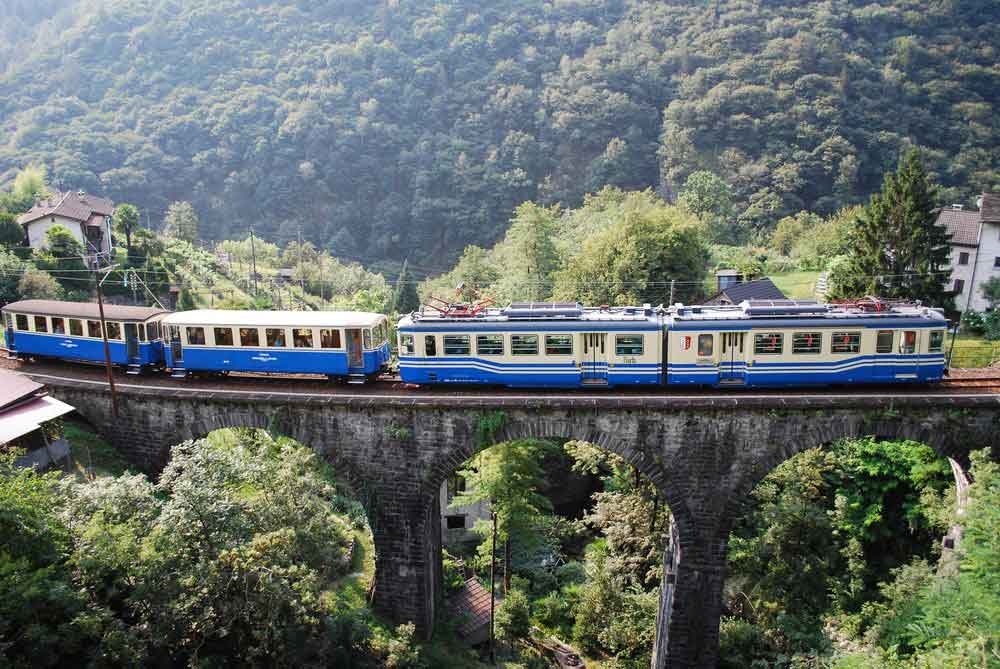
[249,227,259,297]
[669,279,676,305]
[298,225,305,298]
[93,263,120,418]
[489,510,497,664]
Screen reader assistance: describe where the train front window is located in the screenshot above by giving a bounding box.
[545,334,573,355]
[146,322,161,341]
[214,328,234,346]
[697,334,713,356]
[876,330,894,353]
[185,326,205,345]
[15,314,27,330]
[399,334,415,355]
[293,329,314,348]
[753,332,783,355]
[266,328,286,347]
[792,332,821,354]
[443,335,470,355]
[88,320,101,338]
[831,331,860,354]
[52,317,65,334]
[363,329,372,349]
[512,335,538,355]
[34,316,47,333]
[616,335,644,356]
[477,335,504,355]
[320,329,341,348]
[240,328,260,347]
[929,330,944,353]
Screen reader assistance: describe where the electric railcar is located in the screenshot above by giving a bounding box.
[396,300,948,388]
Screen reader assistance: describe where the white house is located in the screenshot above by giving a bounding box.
[16,190,114,258]
[440,474,492,545]
[938,193,1000,312]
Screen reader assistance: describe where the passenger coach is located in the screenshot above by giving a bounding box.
[2,299,169,373]
[397,302,663,388]
[161,310,391,381]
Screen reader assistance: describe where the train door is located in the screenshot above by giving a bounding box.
[169,325,185,375]
[4,313,13,351]
[719,331,746,384]
[873,330,895,382]
[582,332,608,384]
[346,329,364,369]
[124,324,140,362]
[897,330,919,379]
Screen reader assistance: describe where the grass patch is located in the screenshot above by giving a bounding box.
[63,421,130,478]
[769,270,820,299]
[323,526,376,611]
[946,333,1000,368]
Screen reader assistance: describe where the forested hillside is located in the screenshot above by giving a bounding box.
[1,0,997,268]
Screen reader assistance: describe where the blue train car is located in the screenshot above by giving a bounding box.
[2,299,170,373]
[161,310,392,382]
[664,300,948,387]
[397,303,664,388]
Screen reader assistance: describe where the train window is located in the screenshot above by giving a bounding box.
[399,334,415,355]
[67,319,82,336]
[792,332,821,354]
[185,326,205,345]
[901,331,917,354]
[443,335,470,355]
[831,331,860,354]
[52,317,66,334]
[266,328,286,347]
[375,322,387,343]
[15,314,27,330]
[753,332,783,355]
[240,328,260,347]
[545,334,573,355]
[512,335,538,355]
[477,334,504,355]
[616,335,644,356]
[425,335,437,356]
[698,334,713,357]
[147,321,161,341]
[88,320,101,338]
[34,316,48,333]
[929,330,944,353]
[138,325,146,342]
[876,330,894,353]
[363,329,372,349]
[106,322,122,340]
[320,329,341,348]
[293,328,314,348]
[214,328,234,346]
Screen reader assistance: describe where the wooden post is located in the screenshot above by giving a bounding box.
[95,272,119,417]
[489,510,497,663]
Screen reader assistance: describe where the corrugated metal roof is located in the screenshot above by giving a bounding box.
[161,309,385,328]
[0,370,45,412]
[2,299,169,322]
[0,395,75,445]
[936,208,981,246]
[449,578,497,638]
[16,190,114,226]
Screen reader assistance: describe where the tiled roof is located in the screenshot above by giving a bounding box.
[449,578,498,638]
[16,190,114,226]
[936,208,981,246]
[707,278,787,304]
[981,193,1000,224]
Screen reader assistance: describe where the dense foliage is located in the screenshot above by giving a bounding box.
[1,0,997,266]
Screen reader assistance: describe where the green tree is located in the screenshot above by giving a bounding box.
[835,150,953,308]
[112,203,140,258]
[16,267,63,299]
[2,164,49,214]
[980,276,1000,310]
[494,587,532,648]
[492,202,561,302]
[163,201,199,242]
[678,170,736,243]
[393,262,421,314]
[34,224,87,293]
[0,211,24,247]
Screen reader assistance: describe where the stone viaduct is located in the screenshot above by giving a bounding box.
[26,371,1000,669]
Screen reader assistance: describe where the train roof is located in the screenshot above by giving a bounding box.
[161,309,385,328]
[398,302,659,328]
[666,300,948,327]
[2,299,169,322]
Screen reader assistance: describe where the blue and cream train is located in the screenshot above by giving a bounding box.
[396,300,948,388]
[2,298,948,388]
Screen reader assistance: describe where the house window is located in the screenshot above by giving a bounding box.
[51,317,65,334]
[293,328,314,348]
[214,328,234,346]
[425,335,437,356]
[831,331,861,354]
[399,334,414,355]
[954,279,965,294]
[512,335,539,355]
[876,330,894,354]
[698,334,713,357]
[958,251,969,265]
[545,334,573,355]
[477,334,504,355]
[753,332,783,355]
[929,330,944,353]
[34,316,48,333]
[69,319,83,336]
[994,256,1000,268]
[792,332,822,354]
[266,328,286,347]
[320,329,341,348]
[447,474,466,498]
[445,515,466,530]
[615,335,644,356]
[443,335,470,355]
[15,314,27,331]
[240,328,260,347]
[88,320,101,338]
[186,326,205,345]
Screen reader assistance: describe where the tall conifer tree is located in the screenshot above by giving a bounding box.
[838,149,952,308]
